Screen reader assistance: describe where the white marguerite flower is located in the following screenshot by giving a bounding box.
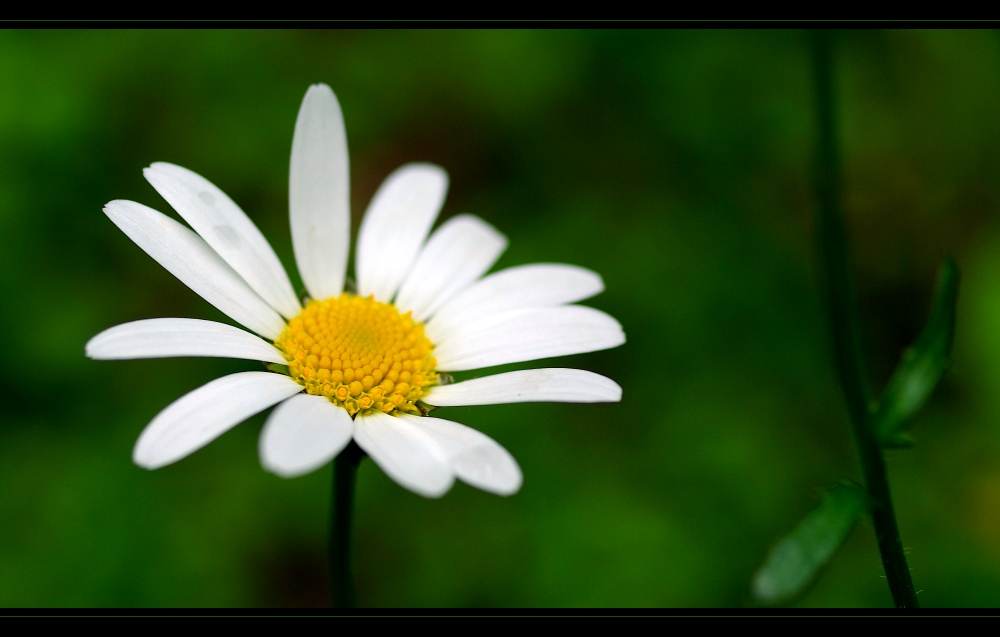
[86,84,625,498]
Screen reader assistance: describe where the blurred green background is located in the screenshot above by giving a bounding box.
[1,29,999,608]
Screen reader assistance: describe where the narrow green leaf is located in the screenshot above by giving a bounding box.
[751,481,868,605]
[265,362,290,375]
[872,257,959,449]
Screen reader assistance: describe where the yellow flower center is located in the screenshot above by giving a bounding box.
[275,293,438,417]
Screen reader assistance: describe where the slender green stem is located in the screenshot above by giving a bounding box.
[810,29,919,609]
[330,440,364,608]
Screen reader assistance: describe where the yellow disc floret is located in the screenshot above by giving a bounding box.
[275,293,438,417]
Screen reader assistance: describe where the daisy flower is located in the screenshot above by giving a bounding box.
[86,84,625,498]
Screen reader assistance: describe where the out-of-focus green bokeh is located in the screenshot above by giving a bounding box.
[2,29,999,608]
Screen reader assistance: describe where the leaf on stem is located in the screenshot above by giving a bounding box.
[750,481,868,606]
[871,257,959,449]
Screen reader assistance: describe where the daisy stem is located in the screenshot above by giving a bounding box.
[810,29,919,609]
[330,440,364,608]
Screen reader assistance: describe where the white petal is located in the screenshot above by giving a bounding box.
[355,164,448,303]
[353,410,453,498]
[259,393,354,477]
[104,200,286,339]
[426,264,604,343]
[144,162,301,319]
[434,305,626,372]
[394,214,507,321]
[289,84,351,301]
[85,318,286,363]
[424,368,621,406]
[400,415,522,496]
[133,371,302,470]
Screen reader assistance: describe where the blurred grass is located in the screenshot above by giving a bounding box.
[0,29,999,607]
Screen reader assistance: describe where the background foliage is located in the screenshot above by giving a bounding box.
[1,29,999,607]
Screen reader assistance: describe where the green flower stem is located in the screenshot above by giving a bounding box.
[330,440,364,608]
[811,29,919,609]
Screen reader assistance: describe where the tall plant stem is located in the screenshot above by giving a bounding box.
[330,440,364,608]
[811,29,919,609]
